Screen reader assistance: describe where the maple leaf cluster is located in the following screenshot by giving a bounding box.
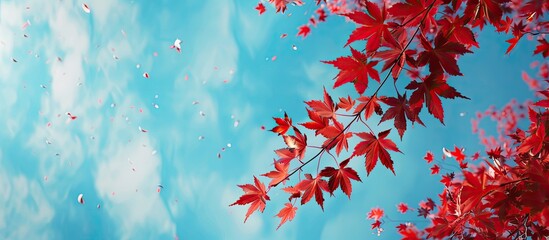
[235,0,549,232]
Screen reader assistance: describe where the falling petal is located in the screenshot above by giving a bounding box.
[136,64,141,68]
[143,72,149,78]
[260,125,265,130]
[192,101,199,105]
[153,52,158,57]
[272,56,277,61]
[153,104,159,109]
[151,150,157,155]
[280,33,288,38]
[22,20,31,29]
[217,153,221,158]
[12,58,18,63]
[171,38,182,52]
[66,112,77,120]
[292,45,297,50]
[45,139,52,145]
[43,176,48,181]
[442,147,452,158]
[233,120,240,128]
[199,111,205,117]
[138,126,148,133]
[198,136,204,140]
[82,3,91,13]
[40,84,47,89]
[227,143,232,148]
[97,204,101,209]
[154,94,159,99]
[77,194,85,204]
[459,112,466,117]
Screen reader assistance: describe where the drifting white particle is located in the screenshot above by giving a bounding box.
[97,204,101,209]
[199,111,205,117]
[192,101,199,105]
[153,103,159,109]
[227,143,232,148]
[152,150,157,155]
[217,153,221,158]
[136,64,141,69]
[82,3,91,13]
[143,72,150,78]
[292,45,297,50]
[138,126,148,132]
[230,114,235,119]
[154,94,159,99]
[77,194,85,204]
[45,139,52,145]
[40,84,47,89]
[233,120,240,128]
[110,103,116,108]
[198,136,204,140]
[459,112,466,117]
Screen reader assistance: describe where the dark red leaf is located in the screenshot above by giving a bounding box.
[295,174,330,210]
[353,129,402,175]
[319,159,362,198]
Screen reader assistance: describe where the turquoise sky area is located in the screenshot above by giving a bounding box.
[0,0,544,239]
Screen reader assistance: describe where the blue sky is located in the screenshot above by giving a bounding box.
[0,0,543,239]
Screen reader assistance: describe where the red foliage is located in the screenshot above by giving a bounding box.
[232,0,549,236]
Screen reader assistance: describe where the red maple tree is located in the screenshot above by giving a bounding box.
[233,0,549,237]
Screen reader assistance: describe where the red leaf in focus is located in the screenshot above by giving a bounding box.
[417,33,472,76]
[275,148,296,165]
[353,129,402,175]
[282,186,301,201]
[261,161,290,186]
[271,112,292,135]
[295,174,330,210]
[424,151,434,163]
[463,0,508,28]
[230,176,270,222]
[343,2,399,52]
[354,95,383,120]
[322,47,380,94]
[367,207,384,221]
[337,95,355,111]
[438,16,479,48]
[319,119,353,156]
[305,87,336,118]
[375,30,416,80]
[255,3,266,15]
[397,202,410,213]
[406,74,470,124]
[449,146,466,161]
[297,25,311,38]
[319,159,362,198]
[283,127,307,160]
[300,109,329,135]
[379,92,424,139]
[388,0,440,29]
[275,203,297,229]
[505,36,522,55]
[517,119,546,155]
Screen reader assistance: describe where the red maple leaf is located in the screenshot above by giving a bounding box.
[367,207,385,221]
[437,16,479,48]
[297,25,311,38]
[337,95,355,112]
[282,186,301,201]
[353,129,402,175]
[379,92,424,139]
[354,95,383,120]
[534,39,549,58]
[519,0,549,20]
[261,161,290,186]
[461,170,497,213]
[274,148,296,165]
[269,0,289,13]
[275,203,297,229]
[375,30,416,80]
[424,151,434,163]
[517,119,546,155]
[417,33,472,76]
[322,47,380,95]
[406,74,470,124]
[388,0,440,29]
[230,176,270,222]
[430,164,440,174]
[295,173,330,209]
[449,146,466,161]
[319,159,362,198]
[371,220,382,229]
[463,0,509,28]
[305,87,336,118]
[300,109,329,135]
[440,173,454,187]
[343,2,399,52]
[283,127,307,160]
[318,118,353,156]
[255,2,266,15]
[397,202,410,213]
[271,112,292,135]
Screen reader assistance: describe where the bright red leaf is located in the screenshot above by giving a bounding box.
[438,16,479,48]
[367,207,385,221]
[230,176,270,222]
[255,3,266,15]
[534,39,549,58]
[297,25,311,38]
[337,95,355,111]
[353,129,402,175]
[397,202,410,213]
[305,87,336,118]
[343,2,399,52]
[424,151,434,163]
[318,119,353,156]
[322,47,380,95]
[295,174,330,209]
[271,112,292,135]
[430,164,440,174]
[319,159,362,198]
[283,127,307,160]
[375,30,416,80]
[463,0,509,28]
[300,109,329,135]
[262,161,290,186]
[354,95,383,120]
[275,203,297,229]
[388,0,440,29]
